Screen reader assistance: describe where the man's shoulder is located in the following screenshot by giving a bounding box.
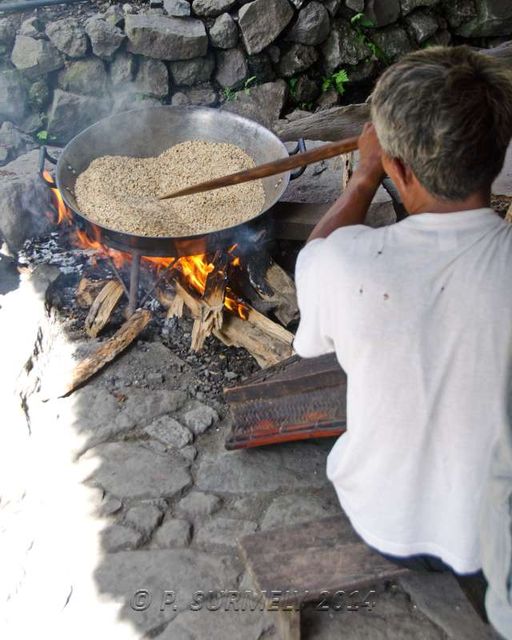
[300,225,388,261]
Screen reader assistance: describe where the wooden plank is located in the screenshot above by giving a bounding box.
[76,278,109,308]
[61,309,151,397]
[224,353,347,449]
[214,308,294,369]
[225,353,344,402]
[277,609,301,640]
[85,280,124,338]
[239,517,409,607]
[260,260,299,327]
[276,103,370,143]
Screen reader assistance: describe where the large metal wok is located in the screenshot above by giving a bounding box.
[41,106,305,258]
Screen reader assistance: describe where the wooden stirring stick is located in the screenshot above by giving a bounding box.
[158,135,360,200]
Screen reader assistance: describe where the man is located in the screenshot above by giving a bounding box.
[293,46,512,637]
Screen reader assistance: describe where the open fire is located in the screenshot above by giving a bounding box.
[39,166,296,379]
[42,171,249,320]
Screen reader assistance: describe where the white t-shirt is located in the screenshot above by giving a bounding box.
[294,209,512,574]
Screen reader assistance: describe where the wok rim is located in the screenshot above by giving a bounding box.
[55,105,291,248]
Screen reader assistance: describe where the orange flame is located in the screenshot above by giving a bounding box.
[42,171,73,225]
[45,179,248,319]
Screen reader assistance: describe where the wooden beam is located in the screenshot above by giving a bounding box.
[84,280,124,338]
[76,278,109,309]
[214,307,294,368]
[276,103,370,143]
[259,260,299,327]
[61,309,152,397]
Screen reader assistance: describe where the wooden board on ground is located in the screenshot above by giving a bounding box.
[224,353,346,449]
[239,516,410,607]
[61,309,151,397]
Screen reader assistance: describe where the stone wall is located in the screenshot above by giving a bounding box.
[0,0,511,161]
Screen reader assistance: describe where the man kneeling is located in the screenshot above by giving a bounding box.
[294,46,512,637]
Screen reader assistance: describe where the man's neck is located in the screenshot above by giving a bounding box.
[408,190,491,215]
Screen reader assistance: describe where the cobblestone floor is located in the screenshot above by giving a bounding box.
[0,264,499,640]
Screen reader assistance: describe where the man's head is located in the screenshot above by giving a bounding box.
[371,46,512,210]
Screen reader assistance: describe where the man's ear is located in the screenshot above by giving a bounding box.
[383,155,408,190]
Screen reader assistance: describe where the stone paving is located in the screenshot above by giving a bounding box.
[0,264,500,640]
[3,142,512,639]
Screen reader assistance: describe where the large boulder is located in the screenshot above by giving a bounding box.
[321,20,368,74]
[169,54,215,86]
[0,16,19,56]
[208,12,238,49]
[171,83,218,106]
[345,0,364,10]
[133,58,169,98]
[222,80,287,129]
[28,79,50,110]
[278,43,319,77]
[11,35,64,78]
[0,70,28,125]
[405,10,439,42]
[286,1,331,46]
[58,58,110,96]
[47,89,110,144]
[457,0,512,36]
[0,149,53,252]
[365,0,401,27]
[238,0,294,55]
[215,47,248,88]
[400,0,439,15]
[192,0,237,17]
[110,51,136,86]
[0,121,37,166]
[85,16,125,60]
[125,14,208,60]
[247,52,276,83]
[164,0,191,16]
[369,25,414,61]
[45,18,88,58]
[440,0,477,28]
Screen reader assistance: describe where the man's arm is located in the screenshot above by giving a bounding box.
[308,123,385,243]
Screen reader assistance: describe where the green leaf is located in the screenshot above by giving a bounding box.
[288,77,299,97]
[36,130,48,142]
[321,77,332,92]
[244,75,257,94]
[351,12,375,28]
[222,87,237,102]
[333,69,349,95]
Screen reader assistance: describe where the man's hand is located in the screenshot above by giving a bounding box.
[307,122,384,242]
[358,122,385,184]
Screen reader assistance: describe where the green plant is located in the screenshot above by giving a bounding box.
[36,130,48,142]
[321,69,350,95]
[288,77,299,99]
[349,12,388,63]
[351,12,375,28]
[243,75,257,95]
[222,87,237,102]
[366,39,388,63]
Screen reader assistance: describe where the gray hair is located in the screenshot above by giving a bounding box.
[371,46,512,201]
